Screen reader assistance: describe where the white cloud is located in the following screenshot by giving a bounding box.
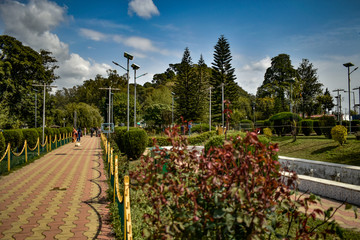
[80,28,107,41]
[242,56,271,72]
[128,0,160,19]
[0,0,110,89]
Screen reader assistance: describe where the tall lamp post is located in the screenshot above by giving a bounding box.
[354,86,360,113]
[171,92,175,127]
[343,62,358,133]
[113,52,133,131]
[34,89,38,128]
[131,63,147,127]
[33,83,57,145]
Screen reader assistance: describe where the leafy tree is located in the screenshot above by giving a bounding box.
[257,54,296,113]
[143,103,172,127]
[297,59,323,117]
[317,88,334,114]
[256,97,275,120]
[0,35,58,128]
[64,102,103,128]
[152,68,176,87]
[210,35,240,123]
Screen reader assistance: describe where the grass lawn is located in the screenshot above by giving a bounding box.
[272,135,360,166]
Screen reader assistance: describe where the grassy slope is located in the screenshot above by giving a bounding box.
[273,135,360,166]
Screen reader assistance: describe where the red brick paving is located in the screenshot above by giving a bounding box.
[0,136,114,239]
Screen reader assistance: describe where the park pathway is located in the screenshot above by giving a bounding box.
[0,136,113,239]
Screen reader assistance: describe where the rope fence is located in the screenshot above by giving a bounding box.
[0,133,72,175]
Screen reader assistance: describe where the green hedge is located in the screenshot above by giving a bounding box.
[0,132,5,155]
[188,131,217,145]
[22,129,39,148]
[239,120,254,131]
[148,136,170,147]
[269,112,301,136]
[114,126,135,153]
[191,124,215,133]
[3,129,23,150]
[300,120,313,136]
[123,128,148,160]
[313,120,322,135]
[319,115,336,139]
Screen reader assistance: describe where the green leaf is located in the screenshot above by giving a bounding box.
[214,208,225,219]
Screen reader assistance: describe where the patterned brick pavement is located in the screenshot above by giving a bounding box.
[0,136,114,239]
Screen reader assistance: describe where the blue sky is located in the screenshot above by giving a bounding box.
[1,0,360,112]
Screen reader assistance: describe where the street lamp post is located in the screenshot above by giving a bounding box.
[343,62,358,133]
[33,83,57,145]
[113,52,133,131]
[34,89,38,128]
[333,89,345,122]
[131,64,147,127]
[354,87,360,113]
[171,92,175,127]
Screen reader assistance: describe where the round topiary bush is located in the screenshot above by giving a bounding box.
[3,129,24,151]
[331,125,347,145]
[263,127,272,139]
[114,126,132,153]
[204,135,225,154]
[123,128,148,160]
[239,119,254,131]
[0,132,6,155]
[300,119,313,136]
[319,116,336,139]
[22,129,39,148]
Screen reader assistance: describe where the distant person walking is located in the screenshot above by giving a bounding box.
[188,121,192,136]
[72,128,77,143]
[77,128,82,142]
[90,127,94,137]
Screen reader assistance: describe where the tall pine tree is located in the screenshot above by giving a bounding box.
[210,35,239,124]
[173,47,205,121]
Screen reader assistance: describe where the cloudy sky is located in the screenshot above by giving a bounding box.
[1,0,360,111]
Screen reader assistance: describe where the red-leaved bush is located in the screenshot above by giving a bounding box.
[130,127,347,239]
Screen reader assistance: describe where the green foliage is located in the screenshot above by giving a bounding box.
[22,129,39,148]
[64,102,103,128]
[148,136,169,147]
[300,119,313,136]
[313,120,322,135]
[331,125,348,145]
[187,131,217,145]
[114,126,130,153]
[131,129,342,239]
[263,127,272,139]
[191,124,215,133]
[3,129,23,150]
[269,112,301,136]
[143,103,171,127]
[0,132,5,155]
[319,115,336,139]
[204,135,225,154]
[239,119,253,131]
[123,128,148,160]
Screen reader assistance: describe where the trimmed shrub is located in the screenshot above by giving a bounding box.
[269,112,301,136]
[123,128,148,160]
[239,119,253,131]
[191,124,215,133]
[148,136,170,147]
[0,132,5,155]
[263,127,272,139]
[188,131,216,145]
[114,126,136,152]
[331,125,347,145]
[300,119,313,136]
[3,129,23,150]
[254,120,265,133]
[22,129,39,148]
[313,120,322,135]
[319,115,336,139]
[204,135,224,154]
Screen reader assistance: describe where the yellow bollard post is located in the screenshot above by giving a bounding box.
[25,140,28,163]
[7,143,10,172]
[37,138,40,156]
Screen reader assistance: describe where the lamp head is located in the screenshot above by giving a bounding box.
[131,63,140,70]
[124,52,134,60]
[343,62,354,68]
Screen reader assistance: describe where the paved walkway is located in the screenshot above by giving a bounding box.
[0,136,113,239]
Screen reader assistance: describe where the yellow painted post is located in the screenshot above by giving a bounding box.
[114,155,118,204]
[25,140,28,163]
[49,136,51,151]
[37,138,40,156]
[7,143,10,172]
